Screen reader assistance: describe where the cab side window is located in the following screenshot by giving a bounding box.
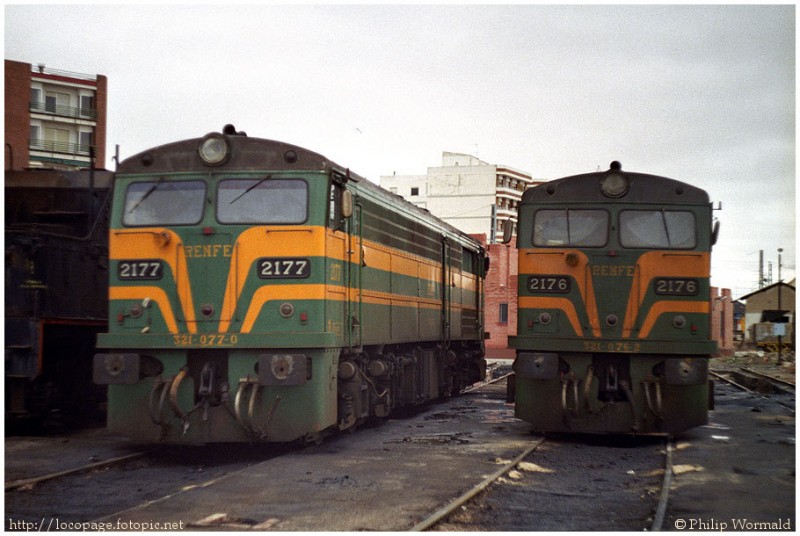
[329,183,342,228]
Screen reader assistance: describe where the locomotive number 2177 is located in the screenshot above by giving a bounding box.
[257,258,311,279]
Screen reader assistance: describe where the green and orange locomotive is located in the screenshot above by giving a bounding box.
[509,162,718,434]
[94,126,487,443]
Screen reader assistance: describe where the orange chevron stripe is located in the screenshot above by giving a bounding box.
[109,286,179,333]
[518,296,584,336]
[519,249,600,337]
[623,251,710,336]
[218,226,326,332]
[109,229,196,333]
[638,301,710,339]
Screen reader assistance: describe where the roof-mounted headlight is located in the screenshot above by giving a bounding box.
[600,161,629,198]
[198,133,230,166]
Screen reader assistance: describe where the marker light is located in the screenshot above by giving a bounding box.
[198,133,230,166]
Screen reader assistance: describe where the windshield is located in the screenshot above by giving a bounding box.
[533,209,608,247]
[123,180,206,226]
[217,178,308,224]
[619,210,696,249]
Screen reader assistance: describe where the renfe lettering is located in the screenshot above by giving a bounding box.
[591,265,634,277]
[184,245,233,258]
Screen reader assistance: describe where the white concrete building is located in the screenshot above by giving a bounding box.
[380,152,541,242]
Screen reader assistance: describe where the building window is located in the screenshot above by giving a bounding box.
[30,88,42,107]
[411,187,419,196]
[79,131,93,153]
[80,95,95,118]
[499,303,509,324]
[30,124,42,148]
[45,91,69,115]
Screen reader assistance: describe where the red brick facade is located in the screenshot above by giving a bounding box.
[477,236,518,359]
[93,74,108,167]
[711,286,734,356]
[4,60,107,170]
[4,60,31,170]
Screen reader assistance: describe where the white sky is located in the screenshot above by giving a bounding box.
[4,3,796,298]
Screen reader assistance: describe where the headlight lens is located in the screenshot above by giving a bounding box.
[601,172,629,197]
[198,134,229,166]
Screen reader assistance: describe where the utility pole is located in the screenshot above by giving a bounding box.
[777,248,783,364]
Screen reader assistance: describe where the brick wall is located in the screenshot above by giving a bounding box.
[484,241,518,359]
[94,74,108,167]
[711,286,734,356]
[4,60,31,170]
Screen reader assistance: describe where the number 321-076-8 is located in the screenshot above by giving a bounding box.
[583,341,642,353]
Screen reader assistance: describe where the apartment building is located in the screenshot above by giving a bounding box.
[381,152,541,244]
[5,59,107,171]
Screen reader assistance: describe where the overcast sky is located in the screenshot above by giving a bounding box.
[4,4,795,298]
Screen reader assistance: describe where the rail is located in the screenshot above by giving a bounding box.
[411,437,546,531]
[651,439,675,531]
[710,369,794,415]
[5,452,146,491]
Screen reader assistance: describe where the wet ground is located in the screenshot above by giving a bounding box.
[5,382,536,531]
[665,379,795,531]
[5,354,795,531]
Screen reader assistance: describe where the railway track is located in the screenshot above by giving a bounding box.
[412,436,547,531]
[7,378,529,531]
[650,439,675,532]
[739,367,795,393]
[661,374,795,529]
[710,366,795,414]
[424,432,672,531]
[5,375,683,532]
[5,451,148,492]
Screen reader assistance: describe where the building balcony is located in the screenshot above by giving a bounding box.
[29,139,92,156]
[496,206,518,219]
[496,185,524,198]
[30,101,97,121]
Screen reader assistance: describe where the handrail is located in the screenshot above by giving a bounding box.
[30,101,98,120]
[29,138,92,156]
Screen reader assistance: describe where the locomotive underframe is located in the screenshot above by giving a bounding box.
[98,340,485,443]
[513,350,711,434]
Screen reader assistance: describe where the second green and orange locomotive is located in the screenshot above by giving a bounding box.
[509,162,718,434]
